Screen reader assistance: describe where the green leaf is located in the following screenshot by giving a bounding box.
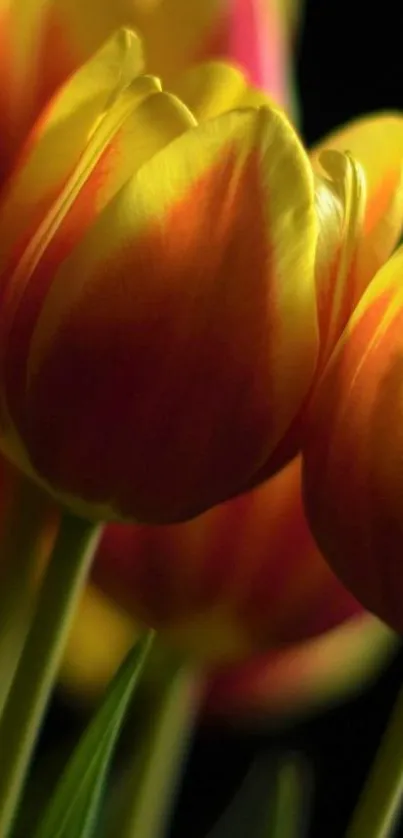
[116,658,199,838]
[207,752,311,838]
[33,630,154,838]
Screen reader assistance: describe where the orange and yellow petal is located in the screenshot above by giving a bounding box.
[303,244,403,634]
[0,0,228,174]
[0,29,147,279]
[0,38,197,474]
[0,42,194,336]
[313,150,367,366]
[312,113,403,293]
[0,0,143,173]
[1,105,318,522]
[170,60,277,122]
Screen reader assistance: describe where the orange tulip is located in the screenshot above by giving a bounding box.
[303,243,403,636]
[93,457,363,663]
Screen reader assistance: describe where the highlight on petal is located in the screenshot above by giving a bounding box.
[303,244,403,635]
[312,113,403,295]
[314,149,367,366]
[170,60,278,122]
[206,615,397,722]
[0,104,318,522]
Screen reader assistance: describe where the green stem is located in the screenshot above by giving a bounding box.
[346,684,403,838]
[266,754,310,838]
[0,511,101,838]
[116,651,201,838]
[0,479,56,716]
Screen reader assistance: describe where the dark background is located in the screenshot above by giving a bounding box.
[41,2,403,836]
[298,0,402,146]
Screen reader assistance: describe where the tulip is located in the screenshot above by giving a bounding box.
[0,8,401,523]
[303,243,403,636]
[93,456,363,662]
[206,616,396,721]
[0,22,322,523]
[59,583,396,723]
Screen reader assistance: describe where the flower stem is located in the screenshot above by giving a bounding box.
[0,478,57,717]
[346,684,403,838]
[0,511,101,838]
[266,754,311,838]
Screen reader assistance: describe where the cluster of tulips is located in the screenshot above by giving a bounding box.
[0,0,403,836]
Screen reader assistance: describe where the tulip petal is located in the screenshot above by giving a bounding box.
[0,38,196,440]
[312,113,403,288]
[170,60,278,122]
[314,150,367,365]
[0,86,196,470]
[198,0,291,109]
[93,457,360,662]
[56,0,222,83]
[108,0,222,82]
[303,244,403,633]
[206,615,397,721]
[0,29,147,277]
[0,2,145,176]
[225,0,290,105]
[0,0,223,169]
[4,105,318,522]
